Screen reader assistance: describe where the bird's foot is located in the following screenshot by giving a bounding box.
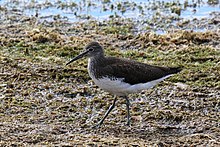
[126,121,131,127]
[91,121,103,129]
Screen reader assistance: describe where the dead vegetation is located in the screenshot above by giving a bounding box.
[0,1,220,146]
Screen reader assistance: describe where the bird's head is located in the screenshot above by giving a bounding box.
[66,41,104,65]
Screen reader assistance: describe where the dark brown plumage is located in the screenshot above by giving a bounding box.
[90,56,182,85]
[66,41,182,128]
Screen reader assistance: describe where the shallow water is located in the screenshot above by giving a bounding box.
[0,1,220,146]
[0,0,219,21]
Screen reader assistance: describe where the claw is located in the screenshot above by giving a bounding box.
[91,123,102,129]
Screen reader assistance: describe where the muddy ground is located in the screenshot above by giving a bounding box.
[0,2,220,146]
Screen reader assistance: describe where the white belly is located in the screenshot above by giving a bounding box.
[87,58,172,96]
[92,75,172,96]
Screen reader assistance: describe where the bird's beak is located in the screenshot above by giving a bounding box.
[66,50,89,66]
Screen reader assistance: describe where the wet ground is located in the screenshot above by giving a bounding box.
[0,0,220,146]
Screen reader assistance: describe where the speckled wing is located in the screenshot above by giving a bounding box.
[101,57,181,85]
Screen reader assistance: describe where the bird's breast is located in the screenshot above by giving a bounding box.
[87,58,173,96]
[88,74,172,96]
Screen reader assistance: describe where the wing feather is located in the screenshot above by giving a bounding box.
[98,57,179,85]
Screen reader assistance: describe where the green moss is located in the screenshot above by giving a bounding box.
[0,5,219,145]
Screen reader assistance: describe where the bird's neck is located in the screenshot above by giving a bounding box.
[88,54,106,79]
[89,54,106,66]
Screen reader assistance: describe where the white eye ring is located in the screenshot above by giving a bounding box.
[89,47,94,51]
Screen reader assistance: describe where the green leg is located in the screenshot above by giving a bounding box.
[93,96,117,128]
[125,97,131,126]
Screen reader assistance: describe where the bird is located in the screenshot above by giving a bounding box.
[66,41,182,128]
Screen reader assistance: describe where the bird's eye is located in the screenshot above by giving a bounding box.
[89,47,94,52]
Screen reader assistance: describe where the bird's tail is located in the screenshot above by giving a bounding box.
[168,67,182,74]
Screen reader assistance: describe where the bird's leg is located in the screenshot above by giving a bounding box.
[92,96,117,128]
[125,97,131,126]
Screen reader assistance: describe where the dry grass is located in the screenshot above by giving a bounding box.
[0,2,220,146]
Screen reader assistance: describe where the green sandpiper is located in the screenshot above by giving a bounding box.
[66,41,182,128]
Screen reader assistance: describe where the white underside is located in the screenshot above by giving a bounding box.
[88,58,173,96]
[91,75,172,96]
